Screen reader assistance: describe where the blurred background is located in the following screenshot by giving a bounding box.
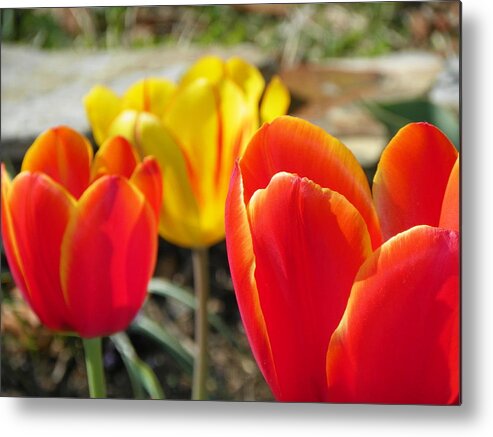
[1,2,460,400]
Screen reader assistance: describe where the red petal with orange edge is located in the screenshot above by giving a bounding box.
[439,156,460,231]
[326,225,459,405]
[91,136,139,181]
[60,176,156,338]
[130,157,163,224]
[1,165,30,310]
[225,163,281,397]
[373,123,458,240]
[21,126,93,199]
[239,116,382,249]
[6,172,75,331]
[247,172,372,401]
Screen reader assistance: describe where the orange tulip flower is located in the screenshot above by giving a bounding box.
[1,127,162,338]
[225,116,459,403]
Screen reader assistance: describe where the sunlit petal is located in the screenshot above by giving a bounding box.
[1,165,30,313]
[373,122,458,240]
[22,126,93,199]
[179,55,225,87]
[327,225,459,405]
[91,135,139,182]
[239,116,382,248]
[133,111,203,247]
[130,156,163,224]
[7,172,75,331]
[84,85,122,146]
[225,163,280,397]
[60,176,156,338]
[225,56,265,106]
[245,172,372,401]
[260,75,291,124]
[439,156,460,232]
[122,78,177,118]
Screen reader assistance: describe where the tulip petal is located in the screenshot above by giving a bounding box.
[225,163,280,397]
[373,122,458,240]
[179,55,225,87]
[213,79,254,234]
[132,112,203,247]
[260,75,291,124]
[60,176,157,338]
[122,78,176,118]
[247,172,373,401]
[130,157,163,224]
[326,225,459,405]
[164,78,219,199]
[21,126,93,199]
[5,171,75,331]
[1,165,30,307]
[163,78,228,245]
[439,156,460,231]
[239,116,382,249]
[107,110,140,146]
[84,85,122,146]
[225,57,265,107]
[91,136,139,182]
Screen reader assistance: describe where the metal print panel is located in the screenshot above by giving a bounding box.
[0,2,460,403]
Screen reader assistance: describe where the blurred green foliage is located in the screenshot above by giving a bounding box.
[1,3,459,60]
[364,99,460,150]
[1,8,73,48]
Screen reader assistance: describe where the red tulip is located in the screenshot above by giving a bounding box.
[225,116,459,403]
[1,127,162,338]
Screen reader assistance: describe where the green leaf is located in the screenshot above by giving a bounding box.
[110,332,165,400]
[148,278,239,348]
[148,278,195,308]
[363,98,460,150]
[129,315,194,375]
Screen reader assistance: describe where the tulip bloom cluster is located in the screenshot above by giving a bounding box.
[225,116,459,404]
[1,127,162,338]
[84,55,290,248]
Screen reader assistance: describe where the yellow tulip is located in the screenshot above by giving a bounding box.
[84,55,290,248]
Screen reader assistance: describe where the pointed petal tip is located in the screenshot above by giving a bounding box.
[21,126,93,199]
[373,122,458,240]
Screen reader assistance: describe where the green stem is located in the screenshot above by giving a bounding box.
[192,247,209,400]
[82,337,107,398]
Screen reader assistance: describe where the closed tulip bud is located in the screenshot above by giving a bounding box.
[1,127,162,338]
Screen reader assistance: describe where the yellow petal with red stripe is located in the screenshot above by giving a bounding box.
[133,111,202,247]
[163,78,226,245]
[225,56,265,107]
[22,126,93,199]
[122,78,176,118]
